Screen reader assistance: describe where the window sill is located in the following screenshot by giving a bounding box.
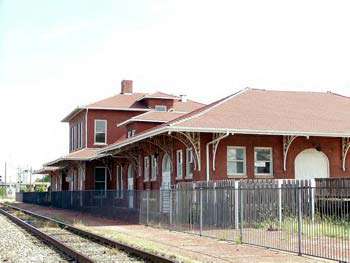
[228,175,247,179]
[254,174,274,178]
[175,177,183,181]
[184,176,193,180]
[150,178,157,182]
[94,143,107,146]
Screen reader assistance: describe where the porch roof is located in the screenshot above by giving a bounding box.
[34,166,62,174]
[117,111,185,127]
[45,148,102,166]
[137,91,180,101]
[100,88,350,154]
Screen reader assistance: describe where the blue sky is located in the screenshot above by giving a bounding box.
[1,0,350,181]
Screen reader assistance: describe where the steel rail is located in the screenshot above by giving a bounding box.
[0,207,93,263]
[3,203,174,263]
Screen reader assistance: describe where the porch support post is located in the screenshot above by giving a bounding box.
[283,135,298,172]
[342,137,350,171]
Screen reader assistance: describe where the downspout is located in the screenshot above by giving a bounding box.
[206,131,230,181]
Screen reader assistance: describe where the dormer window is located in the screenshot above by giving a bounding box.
[94,120,107,144]
[127,129,136,138]
[155,105,167,112]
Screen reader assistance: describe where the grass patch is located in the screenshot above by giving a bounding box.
[251,215,350,240]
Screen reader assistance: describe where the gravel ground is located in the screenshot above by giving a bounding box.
[0,214,69,263]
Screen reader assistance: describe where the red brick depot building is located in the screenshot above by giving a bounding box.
[43,82,350,193]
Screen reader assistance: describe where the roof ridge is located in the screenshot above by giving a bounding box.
[250,88,334,95]
[168,88,250,127]
[326,91,350,100]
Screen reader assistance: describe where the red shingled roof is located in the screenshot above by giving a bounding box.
[86,93,147,109]
[172,89,350,135]
[45,148,102,166]
[62,91,204,122]
[100,88,350,154]
[117,111,185,127]
[138,91,180,100]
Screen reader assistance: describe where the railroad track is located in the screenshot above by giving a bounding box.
[0,204,174,263]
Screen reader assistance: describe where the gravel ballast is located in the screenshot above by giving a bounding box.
[0,214,68,263]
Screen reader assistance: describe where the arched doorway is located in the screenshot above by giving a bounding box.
[295,148,330,180]
[127,164,134,208]
[161,154,171,189]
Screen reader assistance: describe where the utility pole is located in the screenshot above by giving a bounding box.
[4,162,7,185]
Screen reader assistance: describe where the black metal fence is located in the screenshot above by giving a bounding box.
[17,190,141,223]
[139,182,350,262]
[17,180,350,262]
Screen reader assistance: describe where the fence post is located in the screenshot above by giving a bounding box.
[278,179,282,227]
[310,179,315,222]
[146,190,150,226]
[169,189,173,227]
[234,181,239,230]
[239,182,243,243]
[199,188,203,236]
[297,185,303,256]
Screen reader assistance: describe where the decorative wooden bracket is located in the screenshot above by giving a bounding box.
[145,135,174,172]
[283,135,298,171]
[342,137,350,172]
[174,132,201,171]
[212,133,228,171]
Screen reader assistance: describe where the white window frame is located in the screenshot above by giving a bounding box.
[70,126,74,151]
[254,147,273,177]
[186,148,194,179]
[116,165,123,198]
[151,155,157,181]
[176,150,183,179]
[155,105,167,112]
[94,166,107,191]
[94,119,107,145]
[227,146,247,177]
[77,122,81,148]
[144,156,150,182]
[80,121,84,147]
[73,125,77,150]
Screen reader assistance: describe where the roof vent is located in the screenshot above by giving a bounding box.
[121,80,133,94]
[179,94,187,102]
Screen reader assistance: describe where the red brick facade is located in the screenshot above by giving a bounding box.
[78,134,350,192]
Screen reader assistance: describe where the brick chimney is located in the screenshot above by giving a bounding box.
[121,80,133,94]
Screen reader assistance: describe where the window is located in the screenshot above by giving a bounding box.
[77,122,81,148]
[186,148,194,178]
[70,126,74,151]
[176,150,183,179]
[144,156,150,181]
[227,147,246,176]
[254,147,273,176]
[80,121,84,147]
[151,155,158,180]
[94,120,107,144]
[73,125,77,149]
[94,167,107,191]
[116,165,123,198]
[155,105,167,112]
[127,129,136,138]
